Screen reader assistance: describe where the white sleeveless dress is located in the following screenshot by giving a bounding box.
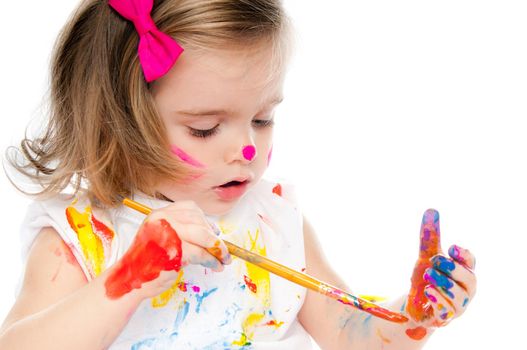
[19,178,313,349]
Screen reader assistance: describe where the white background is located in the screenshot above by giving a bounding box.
[1,1,526,348]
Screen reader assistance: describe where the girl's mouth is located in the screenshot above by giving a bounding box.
[214,180,249,201]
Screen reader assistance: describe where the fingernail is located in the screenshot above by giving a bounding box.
[202,258,221,270]
[448,244,476,269]
[210,223,221,236]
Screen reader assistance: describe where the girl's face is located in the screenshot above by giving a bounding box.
[152,45,283,216]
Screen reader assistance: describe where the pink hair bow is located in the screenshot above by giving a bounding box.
[109,0,184,82]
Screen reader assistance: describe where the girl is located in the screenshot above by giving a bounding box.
[0,0,476,349]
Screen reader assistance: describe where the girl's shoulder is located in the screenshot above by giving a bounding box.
[20,192,117,281]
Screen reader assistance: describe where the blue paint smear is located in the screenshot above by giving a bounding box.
[219,302,242,327]
[131,337,157,350]
[173,300,190,330]
[426,268,455,298]
[400,299,407,313]
[432,255,456,275]
[195,287,219,313]
[362,314,373,326]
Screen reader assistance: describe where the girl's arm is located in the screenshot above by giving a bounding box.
[0,227,147,350]
[298,216,476,350]
[0,200,231,350]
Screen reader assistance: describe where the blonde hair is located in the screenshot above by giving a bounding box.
[6,0,293,207]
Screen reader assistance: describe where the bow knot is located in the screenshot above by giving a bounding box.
[109,0,184,82]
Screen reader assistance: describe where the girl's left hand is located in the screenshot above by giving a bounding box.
[405,209,477,329]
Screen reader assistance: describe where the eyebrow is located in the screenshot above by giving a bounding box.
[175,96,284,117]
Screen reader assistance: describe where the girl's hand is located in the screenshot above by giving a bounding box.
[406,209,477,333]
[105,201,231,300]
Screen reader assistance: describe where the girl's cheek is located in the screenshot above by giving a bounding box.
[267,146,273,165]
[170,145,206,168]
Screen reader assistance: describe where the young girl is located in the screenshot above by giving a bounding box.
[0,0,476,349]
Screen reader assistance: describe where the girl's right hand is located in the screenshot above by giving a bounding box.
[105,200,231,300]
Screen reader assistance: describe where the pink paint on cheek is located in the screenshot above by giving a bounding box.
[242,145,256,161]
[171,145,205,168]
[267,147,273,165]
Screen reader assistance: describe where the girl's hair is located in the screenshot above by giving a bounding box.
[6,0,293,207]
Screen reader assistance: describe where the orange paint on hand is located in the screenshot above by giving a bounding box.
[407,209,442,323]
[105,219,182,299]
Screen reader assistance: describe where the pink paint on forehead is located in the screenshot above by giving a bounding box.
[171,145,205,168]
[242,145,256,161]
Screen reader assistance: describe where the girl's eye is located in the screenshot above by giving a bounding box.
[252,118,274,128]
[188,125,219,138]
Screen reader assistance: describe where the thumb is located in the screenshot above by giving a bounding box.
[418,209,442,259]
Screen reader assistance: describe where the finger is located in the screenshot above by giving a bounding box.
[418,209,442,260]
[176,223,231,264]
[448,244,476,270]
[424,285,456,327]
[431,255,477,298]
[424,267,472,312]
[181,242,224,272]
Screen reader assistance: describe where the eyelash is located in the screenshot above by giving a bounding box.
[188,119,274,138]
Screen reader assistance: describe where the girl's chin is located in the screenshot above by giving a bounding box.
[201,199,241,217]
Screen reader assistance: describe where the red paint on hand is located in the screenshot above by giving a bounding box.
[405,326,427,340]
[407,209,442,323]
[105,219,182,299]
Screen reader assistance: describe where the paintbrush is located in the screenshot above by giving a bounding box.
[122,197,409,324]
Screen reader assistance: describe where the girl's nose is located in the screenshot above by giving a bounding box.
[242,145,256,161]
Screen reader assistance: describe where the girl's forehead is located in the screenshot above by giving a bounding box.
[152,46,284,111]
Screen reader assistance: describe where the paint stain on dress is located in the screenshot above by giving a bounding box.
[272,184,282,197]
[65,204,115,278]
[244,275,258,293]
[151,270,185,308]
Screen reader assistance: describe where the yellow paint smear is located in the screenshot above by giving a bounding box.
[233,229,283,346]
[66,205,106,277]
[151,270,185,308]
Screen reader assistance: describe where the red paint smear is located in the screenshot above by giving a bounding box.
[406,326,427,340]
[265,320,284,327]
[272,184,282,197]
[244,275,257,293]
[105,219,182,299]
[407,209,442,323]
[91,213,114,242]
[54,241,78,266]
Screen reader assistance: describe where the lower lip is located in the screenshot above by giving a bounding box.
[214,181,249,201]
